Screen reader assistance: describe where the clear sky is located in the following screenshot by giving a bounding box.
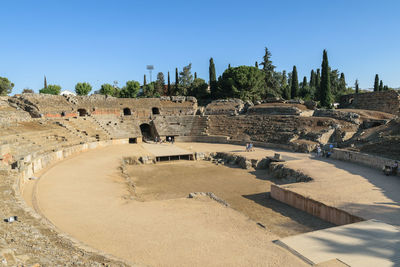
[1,0,399,94]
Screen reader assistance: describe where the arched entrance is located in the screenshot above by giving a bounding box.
[152,107,160,115]
[78,109,87,117]
[123,108,132,116]
[140,123,152,140]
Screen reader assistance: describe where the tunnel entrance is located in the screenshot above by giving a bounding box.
[78,109,87,117]
[140,123,153,141]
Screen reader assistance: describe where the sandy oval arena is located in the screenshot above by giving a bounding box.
[23,143,329,267]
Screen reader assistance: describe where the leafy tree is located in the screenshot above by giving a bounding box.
[383,85,389,91]
[217,66,266,101]
[290,65,299,99]
[39,84,61,95]
[379,80,383,91]
[188,78,209,99]
[178,63,193,95]
[167,71,171,95]
[22,88,34,94]
[374,74,379,92]
[355,79,359,94]
[209,58,217,98]
[155,72,165,95]
[142,82,159,98]
[320,49,333,107]
[75,82,92,96]
[0,77,14,96]
[99,83,116,96]
[120,80,140,98]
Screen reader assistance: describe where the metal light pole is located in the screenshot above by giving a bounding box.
[146,65,154,83]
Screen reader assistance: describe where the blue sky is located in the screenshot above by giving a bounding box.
[1,0,399,94]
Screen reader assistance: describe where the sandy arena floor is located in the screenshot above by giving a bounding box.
[26,144,308,267]
[23,142,400,266]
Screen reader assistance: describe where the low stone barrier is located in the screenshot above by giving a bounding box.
[332,148,399,176]
[17,139,129,202]
[271,184,364,225]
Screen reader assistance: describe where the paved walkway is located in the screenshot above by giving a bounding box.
[277,220,400,267]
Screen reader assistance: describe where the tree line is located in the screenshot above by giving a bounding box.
[1,48,397,108]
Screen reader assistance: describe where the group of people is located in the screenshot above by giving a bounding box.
[316,144,333,158]
[245,143,254,152]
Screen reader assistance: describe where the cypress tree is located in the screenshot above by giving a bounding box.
[175,68,179,94]
[44,75,47,89]
[315,68,321,100]
[255,61,258,68]
[143,74,147,86]
[320,49,332,107]
[339,73,346,92]
[374,74,379,92]
[310,70,316,88]
[167,72,171,95]
[228,64,231,69]
[290,65,299,99]
[209,57,217,97]
[355,79,359,94]
[379,80,383,91]
[194,72,197,80]
[383,85,389,91]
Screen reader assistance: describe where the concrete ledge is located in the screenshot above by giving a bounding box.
[271,184,364,225]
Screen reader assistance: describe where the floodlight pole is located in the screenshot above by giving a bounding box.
[146,65,154,83]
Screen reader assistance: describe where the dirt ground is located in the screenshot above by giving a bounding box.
[28,144,307,267]
[128,161,332,237]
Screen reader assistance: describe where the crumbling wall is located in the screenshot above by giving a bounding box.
[9,94,198,119]
[339,91,400,115]
[207,115,357,146]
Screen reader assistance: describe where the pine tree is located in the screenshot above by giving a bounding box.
[255,61,258,68]
[379,80,383,91]
[209,57,217,97]
[320,49,333,107]
[290,65,299,99]
[143,74,147,86]
[355,79,359,94]
[374,74,379,92]
[167,71,171,95]
[44,76,47,89]
[260,47,278,94]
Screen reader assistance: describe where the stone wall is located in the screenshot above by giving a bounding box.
[339,91,400,115]
[9,94,198,119]
[332,148,399,176]
[207,114,357,146]
[271,184,364,225]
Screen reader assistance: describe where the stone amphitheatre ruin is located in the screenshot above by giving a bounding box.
[0,91,399,266]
